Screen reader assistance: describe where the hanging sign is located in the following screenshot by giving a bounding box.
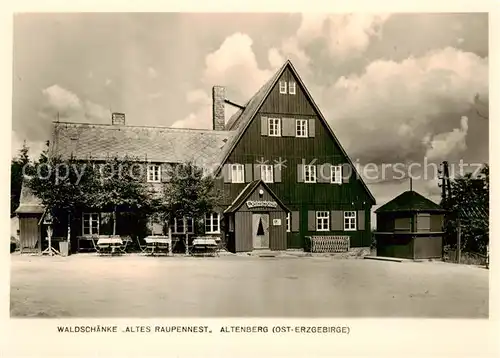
[246,200,278,209]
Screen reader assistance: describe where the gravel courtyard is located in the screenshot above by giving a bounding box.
[10,253,489,318]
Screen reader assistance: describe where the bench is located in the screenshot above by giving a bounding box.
[191,237,219,257]
[306,236,350,253]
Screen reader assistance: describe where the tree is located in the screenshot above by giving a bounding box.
[155,162,224,253]
[94,156,154,235]
[11,141,31,215]
[441,164,489,254]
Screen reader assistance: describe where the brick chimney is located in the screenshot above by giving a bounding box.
[212,86,225,131]
[111,112,125,125]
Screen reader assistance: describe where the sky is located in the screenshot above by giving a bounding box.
[11,12,489,209]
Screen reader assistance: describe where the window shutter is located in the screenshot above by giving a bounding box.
[358,210,365,230]
[308,118,315,137]
[297,164,304,182]
[254,164,261,180]
[245,164,253,182]
[291,211,300,232]
[261,117,268,136]
[274,165,282,182]
[307,211,316,231]
[331,210,344,231]
[342,164,350,183]
[316,164,330,183]
[282,118,294,137]
[223,164,232,183]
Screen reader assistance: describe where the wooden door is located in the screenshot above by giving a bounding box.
[252,213,270,249]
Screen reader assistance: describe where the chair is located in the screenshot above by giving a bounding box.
[136,237,150,254]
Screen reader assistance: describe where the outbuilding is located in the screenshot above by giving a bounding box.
[15,182,45,253]
[374,190,445,260]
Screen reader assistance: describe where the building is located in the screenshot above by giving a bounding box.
[18,60,376,253]
[15,183,44,253]
[374,190,445,259]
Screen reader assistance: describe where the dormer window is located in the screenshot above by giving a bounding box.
[147,164,161,183]
[288,81,296,95]
[279,81,287,94]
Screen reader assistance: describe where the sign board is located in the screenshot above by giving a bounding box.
[43,212,53,225]
[246,200,278,209]
[272,219,282,226]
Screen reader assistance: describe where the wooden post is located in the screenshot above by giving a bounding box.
[47,225,53,256]
[457,219,461,264]
[184,217,189,255]
[113,207,117,236]
[168,226,173,256]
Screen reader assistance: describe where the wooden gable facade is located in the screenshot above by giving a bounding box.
[219,61,375,250]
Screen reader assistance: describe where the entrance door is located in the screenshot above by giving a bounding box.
[252,213,270,249]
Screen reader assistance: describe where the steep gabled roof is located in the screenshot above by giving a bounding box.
[50,122,236,170]
[15,181,45,214]
[224,180,289,213]
[375,190,444,213]
[217,60,376,204]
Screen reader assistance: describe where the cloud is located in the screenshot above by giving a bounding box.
[147,67,158,79]
[41,84,82,116]
[320,47,488,164]
[40,84,109,123]
[105,78,112,86]
[424,116,469,162]
[175,33,274,129]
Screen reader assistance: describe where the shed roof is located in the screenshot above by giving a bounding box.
[15,182,45,214]
[375,190,444,213]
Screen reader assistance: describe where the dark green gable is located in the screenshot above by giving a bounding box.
[218,61,375,249]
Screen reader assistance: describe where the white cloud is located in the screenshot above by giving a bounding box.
[41,84,82,116]
[105,78,112,86]
[424,116,469,162]
[186,89,211,105]
[40,84,110,123]
[320,47,488,164]
[148,67,158,79]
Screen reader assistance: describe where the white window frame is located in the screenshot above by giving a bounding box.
[344,211,357,231]
[260,164,274,183]
[296,119,308,137]
[331,165,342,184]
[231,164,245,183]
[83,212,99,236]
[173,217,194,234]
[286,212,291,232]
[147,164,161,183]
[304,165,316,183]
[316,211,330,231]
[205,213,220,234]
[268,118,281,137]
[279,81,287,94]
[288,81,296,95]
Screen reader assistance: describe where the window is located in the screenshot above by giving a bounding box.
[147,164,161,182]
[296,119,308,137]
[344,211,357,231]
[173,217,194,234]
[304,165,316,183]
[83,213,99,235]
[231,164,244,183]
[279,81,287,94]
[260,164,274,183]
[286,212,291,232]
[394,217,411,231]
[268,118,281,137]
[288,81,296,95]
[316,211,330,231]
[331,165,342,184]
[205,213,220,234]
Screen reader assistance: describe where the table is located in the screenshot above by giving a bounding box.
[191,237,219,257]
[96,237,124,255]
[144,236,172,256]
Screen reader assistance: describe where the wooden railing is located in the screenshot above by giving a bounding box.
[306,236,350,253]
